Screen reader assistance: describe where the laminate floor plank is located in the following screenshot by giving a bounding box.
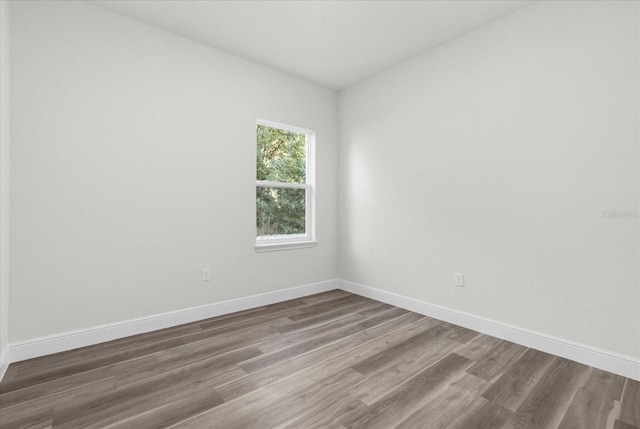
[299,289,354,305]
[147,317,285,367]
[280,392,369,429]
[103,388,223,429]
[187,314,287,347]
[286,295,371,322]
[504,357,591,429]
[0,337,186,395]
[115,345,258,393]
[259,311,367,354]
[275,299,387,335]
[27,421,54,429]
[351,320,447,375]
[260,311,434,386]
[0,412,54,429]
[619,379,640,428]
[51,352,232,429]
[217,311,425,402]
[0,293,327,390]
[4,323,204,382]
[454,334,509,361]
[394,372,489,429]
[0,322,275,410]
[173,369,366,429]
[438,322,479,343]
[239,306,408,374]
[0,377,117,428]
[196,307,303,332]
[0,360,127,409]
[343,353,472,429]
[1,290,638,429]
[557,368,626,429]
[481,347,558,412]
[185,310,300,344]
[447,401,513,429]
[0,329,265,409]
[614,419,640,429]
[465,339,527,381]
[583,368,626,400]
[347,337,463,405]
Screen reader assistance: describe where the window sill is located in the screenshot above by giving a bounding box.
[255,240,318,253]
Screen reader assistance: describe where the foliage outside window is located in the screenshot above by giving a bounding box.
[256,120,315,251]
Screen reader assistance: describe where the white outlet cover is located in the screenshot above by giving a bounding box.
[455,273,464,287]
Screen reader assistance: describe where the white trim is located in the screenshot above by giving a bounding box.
[337,279,640,381]
[256,119,313,136]
[255,240,318,253]
[256,180,308,190]
[255,120,315,247]
[2,279,637,383]
[0,280,337,379]
[0,346,9,381]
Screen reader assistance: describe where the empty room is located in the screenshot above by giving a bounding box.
[0,0,638,428]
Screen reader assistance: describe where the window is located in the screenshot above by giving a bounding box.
[256,120,316,252]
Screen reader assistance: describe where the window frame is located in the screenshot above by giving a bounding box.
[255,119,316,252]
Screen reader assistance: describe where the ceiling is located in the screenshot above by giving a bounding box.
[89,0,534,90]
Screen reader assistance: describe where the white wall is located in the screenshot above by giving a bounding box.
[1,0,11,367]
[339,1,639,359]
[7,0,639,368]
[10,1,338,342]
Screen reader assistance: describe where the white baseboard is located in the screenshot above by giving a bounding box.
[2,278,638,383]
[0,279,337,380]
[338,279,640,382]
[0,346,8,381]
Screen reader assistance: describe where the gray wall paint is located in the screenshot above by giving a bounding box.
[1,0,10,360]
[339,1,639,358]
[10,1,338,341]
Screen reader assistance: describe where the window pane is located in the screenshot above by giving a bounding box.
[257,124,306,183]
[257,187,306,237]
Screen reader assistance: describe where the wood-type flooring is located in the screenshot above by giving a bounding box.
[1,290,638,428]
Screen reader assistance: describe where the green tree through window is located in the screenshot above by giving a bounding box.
[256,124,308,238]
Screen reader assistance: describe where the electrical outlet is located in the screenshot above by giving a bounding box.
[455,273,464,287]
[202,268,211,282]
